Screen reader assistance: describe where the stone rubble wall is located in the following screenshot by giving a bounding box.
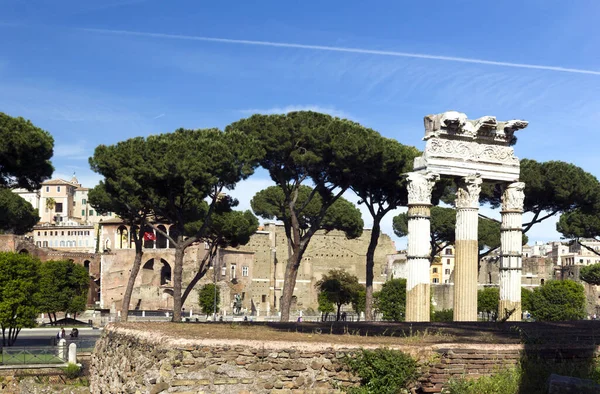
[90,324,600,394]
[90,326,369,394]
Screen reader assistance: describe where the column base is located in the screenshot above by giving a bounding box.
[498,300,521,322]
[406,283,430,322]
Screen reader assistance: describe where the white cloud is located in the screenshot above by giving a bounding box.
[240,105,353,120]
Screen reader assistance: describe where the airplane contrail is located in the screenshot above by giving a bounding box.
[81,27,600,76]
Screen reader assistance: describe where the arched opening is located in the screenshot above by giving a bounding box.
[84,260,90,273]
[60,240,65,247]
[142,225,154,249]
[43,241,48,247]
[130,225,139,248]
[143,259,154,270]
[18,249,29,254]
[156,225,167,249]
[160,259,171,285]
[36,241,41,247]
[117,225,128,249]
[540,278,545,286]
[104,238,111,251]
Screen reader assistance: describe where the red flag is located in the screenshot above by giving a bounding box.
[143,232,156,241]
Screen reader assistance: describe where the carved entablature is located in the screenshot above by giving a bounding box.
[414,111,528,182]
[423,111,528,146]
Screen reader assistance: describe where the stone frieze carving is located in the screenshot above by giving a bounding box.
[407,172,440,205]
[426,138,519,165]
[424,111,528,146]
[502,182,525,212]
[456,175,482,209]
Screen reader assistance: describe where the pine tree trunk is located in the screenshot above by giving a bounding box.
[365,219,381,321]
[181,256,210,307]
[336,304,342,321]
[172,246,185,322]
[279,253,300,322]
[120,246,143,323]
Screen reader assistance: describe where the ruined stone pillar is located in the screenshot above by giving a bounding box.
[453,175,482,321]
[406,172,439,322]
[499,182,525,321]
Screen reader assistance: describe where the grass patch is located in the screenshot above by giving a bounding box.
[444,357,600,394]
[1,353,64,365]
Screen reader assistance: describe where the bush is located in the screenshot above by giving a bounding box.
[432,309,453,322]
[374,278,406,321]
[63,363,82,379]
[444,367,520,394]
[344,348,418,394]
[529,280,586,321]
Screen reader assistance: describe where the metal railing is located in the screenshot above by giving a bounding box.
[1,346,67,365]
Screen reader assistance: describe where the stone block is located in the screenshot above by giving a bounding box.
[548,374,600,394]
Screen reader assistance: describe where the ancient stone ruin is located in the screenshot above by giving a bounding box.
[405,111,528,322]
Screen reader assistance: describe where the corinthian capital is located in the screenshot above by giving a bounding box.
[407,172,440,205]
[456,175,482,209]
[502,182,525,212]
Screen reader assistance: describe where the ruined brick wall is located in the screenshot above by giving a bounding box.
[90,325,365,394]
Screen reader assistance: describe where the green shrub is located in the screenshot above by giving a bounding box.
[444,367,520,394]
[432,309,453,322]
[344,348,418,394]
[63,363,82,379]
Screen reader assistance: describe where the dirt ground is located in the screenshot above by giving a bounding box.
[114,320,600,346]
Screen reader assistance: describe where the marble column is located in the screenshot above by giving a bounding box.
[453,174,482,321]
[405,172,439,322]
[499,182,525,321]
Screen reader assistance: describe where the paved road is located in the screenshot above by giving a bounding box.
[8,327,103,347]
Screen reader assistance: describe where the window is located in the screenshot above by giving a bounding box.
[44,231,47,236]
[446,259,451,265]
[445,248,452,255]
[37,231,40,236]
[445,269,450,275]
[73,201,76,206]
[57,186,61,192]
[61,231,64,236]
[242,266,249,277]
[231,264,236,279]
[432,268,438,273]
[262,295,267,303]
[433,278,439,283]
[221,266,226,277]
[241,292,245,300]
[89,210,94,216]
[82,199,87,205]
[55,202,63,213]
[82,210,85,216]
[45,186,49,192]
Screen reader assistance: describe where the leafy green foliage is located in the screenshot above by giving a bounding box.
[0,189,39,234]
[38,260,90,323]
[198,284,220,317]
[521,287,533,313]
[352,289,366,316]
[373,278,406,322]
[228,111,373,321]
[580,263,600,286]
[316,269,364,321]
[63,363,82,379]
[346,135,421,320]
[0,112,54,190]
[0,252,41,346]
[478,287,499,321]
[345,348,419,394]
[529,280,586,321]
[432,309,453,322]
[251,185,363,239]
[444,366,520,394]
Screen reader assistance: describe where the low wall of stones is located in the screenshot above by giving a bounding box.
[90,324,600,394]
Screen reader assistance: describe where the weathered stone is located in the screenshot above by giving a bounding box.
[149,382,169,394]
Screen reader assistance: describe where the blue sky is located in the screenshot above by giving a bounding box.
[2,0,600,249]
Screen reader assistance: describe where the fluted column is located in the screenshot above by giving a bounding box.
[499,182,525,321]
[453,175,482,321]
[405,172,439,322]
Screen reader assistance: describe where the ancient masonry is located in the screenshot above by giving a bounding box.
[406,111,528,321]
